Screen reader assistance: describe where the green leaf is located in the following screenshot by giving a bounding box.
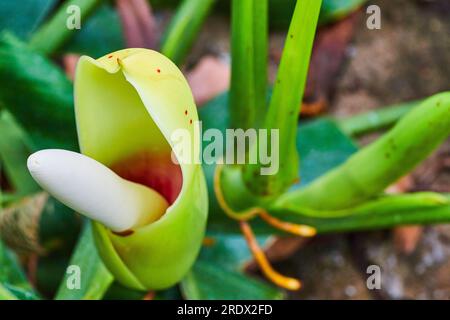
[55,223,113,300]
[62,4,124,58]
[0,111,38,195]
[0,283,17,300]
[243,0,322,196]
[181,261,284,300]
[161,0,216,66]
[293,118,357,188]
[0,240,39,300]
[319,0,366,24]
[29,0,103,55]
[0,0,57,40]
[198,232,271,270]
[0,33,78,150]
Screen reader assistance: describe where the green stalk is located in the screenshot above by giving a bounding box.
[270,194,450,234]
[161,0,216,66]
[243,0,322,195]
[276,92,450,211]
[29,0,102,55]
[252,0,269,127]
[229,0,268,130]
[338,100,421,137]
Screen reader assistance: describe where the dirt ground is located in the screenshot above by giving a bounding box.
[189,0,449,299]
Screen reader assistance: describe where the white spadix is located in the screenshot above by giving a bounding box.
[27,149,169,232]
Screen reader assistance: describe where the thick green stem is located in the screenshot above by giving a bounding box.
[229,0,268,130]
[270,194,450,234]
[243,0,321,195]
[338,100,421,137]
[276,92,450,211]
[29,0,102,55]
[161,0,216,66]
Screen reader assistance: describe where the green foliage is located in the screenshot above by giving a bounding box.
[0,0,57,40]
[62,4,124,58]
[0,240,39,300]
[181,261,284,300]
[55,223,113,300]
[0,111,37,195]
[243,0,322,196]
[0,33,77,150]
[161,0,216,66]
[29,0,103,55]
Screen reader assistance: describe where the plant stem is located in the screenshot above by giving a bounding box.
[338,100,421,137]
[29,0,102,55]
[277,92,450,211]
[229,0,268,130]
[243,0,322,196]
[270,194,450,234]
[161,0,216,66]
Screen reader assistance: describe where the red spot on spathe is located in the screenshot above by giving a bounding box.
[185,110,188,115]
[157,68,161,73]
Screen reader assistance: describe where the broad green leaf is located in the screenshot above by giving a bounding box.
[198,232,271,271]
[0,33,78,150]
[0,240,39,300]
[62,4,124,58]
[0,0,57,40]
[181,261,284,300]
[55,223,113,300]
[0,111,37,195]
[293,118,357,188]
[29,0,103,55]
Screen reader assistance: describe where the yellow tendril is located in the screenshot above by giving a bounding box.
[240,221,301,291]
[214,164,317,290]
